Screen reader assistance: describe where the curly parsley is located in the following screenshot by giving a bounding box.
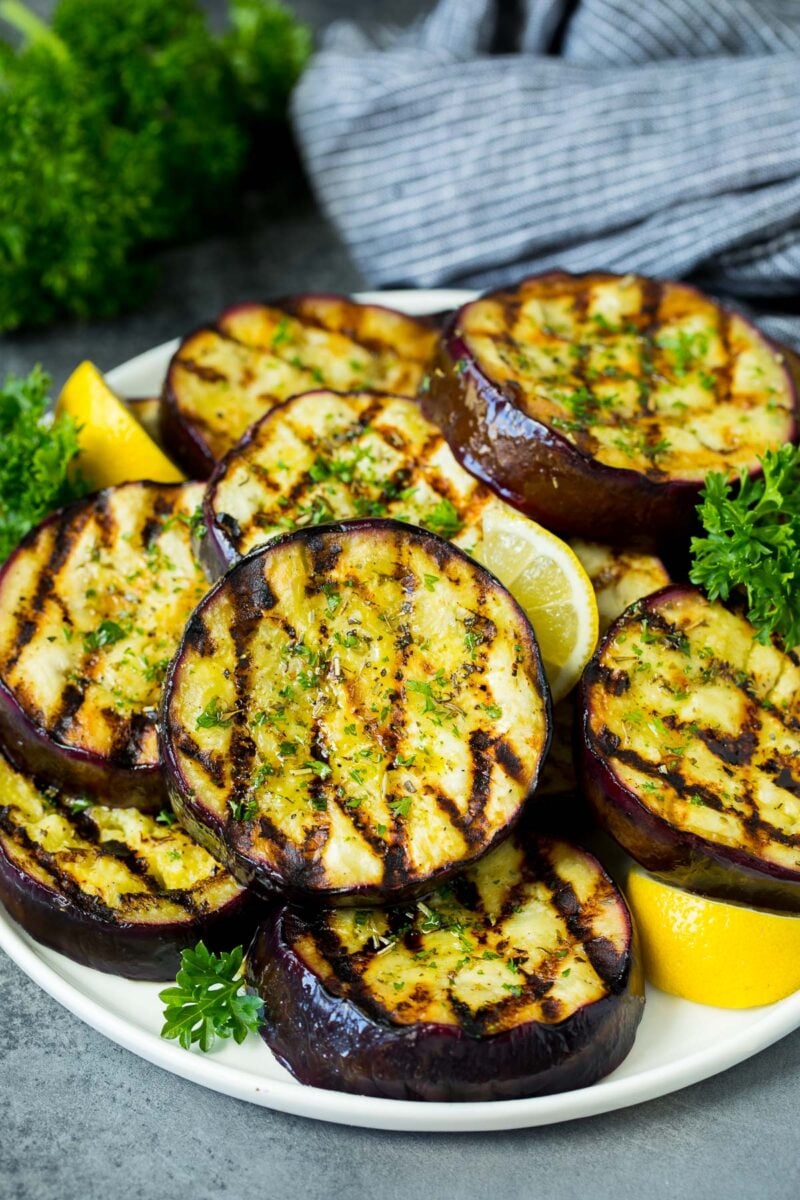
[0,368,85,562]
[689,444,800,647]
[159,942,262,1052]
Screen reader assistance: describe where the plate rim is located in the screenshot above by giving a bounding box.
[3,285,799,1133]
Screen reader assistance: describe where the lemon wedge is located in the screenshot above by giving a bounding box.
[624,860,800,1008]
[57,361,185,489]
[478,501,599,702]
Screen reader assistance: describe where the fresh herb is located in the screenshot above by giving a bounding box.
[481,703,503,719]
[67,796,92,814]
[229,797,258,821]
[83,619,127,652]
[423,499,462,540]
[658,329,710,378]
[0,0,310,331]
[196,697,233,729]
[423,573,440,592]
[159,942,263,1052]
[0,368,85,562]
[689,444,800,647]
[389,795,412,819]
[156,808,177,826]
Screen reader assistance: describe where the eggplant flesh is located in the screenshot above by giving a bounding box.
[580,585,800,911]
[161,520,551,905]
[246,831,643,1101]
[423,272,797,546]
[0,482,209,809]
[160,295,437,477]
[0,752,258,980]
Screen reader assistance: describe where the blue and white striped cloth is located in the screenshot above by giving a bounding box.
[292,0,800,347]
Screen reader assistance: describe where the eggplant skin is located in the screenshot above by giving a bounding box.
[246,835,643,1102]
[579,585,800,911]
[423,272,798,547]
[0,835,261,980]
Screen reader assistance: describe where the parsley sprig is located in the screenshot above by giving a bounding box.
[689,444,800,647]
[159,942,262,1052]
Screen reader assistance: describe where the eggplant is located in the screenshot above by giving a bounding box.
[161,519,551,905]
[0,752,260,980]
[246,830,643,1102]
[0,482,209,809]
[579,585,800,911]
[423,272,798,547]
[202,387,508,579]
[160,294,438,478]
[570,540,669,633]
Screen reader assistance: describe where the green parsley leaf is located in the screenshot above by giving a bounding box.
[83,619,127,652]
[423,498,462,540]
[159,942,263,1052]
[196,697,232,729]
[0,368,85,561]
[689,444,800,647]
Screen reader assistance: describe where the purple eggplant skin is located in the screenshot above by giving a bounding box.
[578,585,800,912]
[422,275,800,549]
[0,836,265,981]
[245,906,643,1103]
[159,325,221,480]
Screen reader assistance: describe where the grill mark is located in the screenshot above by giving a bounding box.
[182,613,217,658]
[91,491,118,551]
[715,309,733,406]
[281,304,427,364]
[50,682,88,740]
[177,357,229,385]
[173,730,226,789]
[304,916,401,1024]
[697,725,758,766]
[5,510,91,670]
[494,738,524,781]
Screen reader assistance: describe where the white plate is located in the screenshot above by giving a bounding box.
[2,288,799,1133]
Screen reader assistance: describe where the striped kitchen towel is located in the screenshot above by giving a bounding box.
[291,0,800,346]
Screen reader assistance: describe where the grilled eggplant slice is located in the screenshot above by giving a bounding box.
[0,482,209,809]
[161,520,551,904]
[161,295,437,477]
[246,830,643,1101]
[424,272,797,545]
[570,540,669,633]
[0,752,258,979]
[202,388,506,578]
[580,585,800,910]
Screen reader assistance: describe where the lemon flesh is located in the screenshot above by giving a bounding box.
[480,502,599,702]
[625,861,800,1008]
[58,361,184,489]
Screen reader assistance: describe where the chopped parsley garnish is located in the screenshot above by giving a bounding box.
[156,808,177,826]
[196,697,232,730]
[83,619,127,652]
[423,498,462,539]
[67,796,92,814]
[423,573,440,591]
[389,795,412,818]
[228,797,258,822]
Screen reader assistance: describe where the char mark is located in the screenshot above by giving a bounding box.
[697,726,758,766]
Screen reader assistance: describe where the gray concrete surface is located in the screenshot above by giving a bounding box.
[2,3,799,1197]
